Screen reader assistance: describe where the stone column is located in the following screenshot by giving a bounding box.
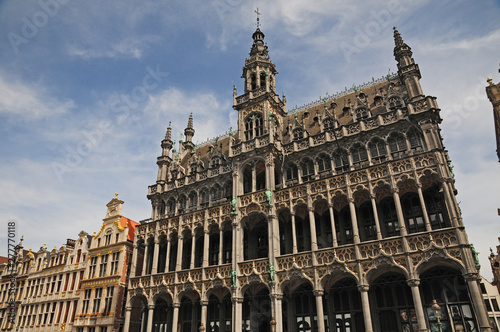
[307,206,318,251]
[348,197,360,244]
[190,234,196,269]
[275,294,283,332]
[151,239,160,275]
[442,181,459,227]
[464,274,493,332]
[392,188,407,236]
[219,228,224,265]
[233,297,243,332]
[176,235,184,271]
[141,242,149,276]
[370,194,382,240]
[200,300,208,331]
[171,303,180,332]
[328,204,338,247]
[130,244,139,278]
[202,229,209,267]
[416,184,431,231]
[123,306,132,332]
[291,213,298,254]
[407,279,427,332]
[313,290,325,332]
[358,284,373,332]
[165,238,171,272]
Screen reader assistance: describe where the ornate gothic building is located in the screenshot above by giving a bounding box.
[125,27,492,332]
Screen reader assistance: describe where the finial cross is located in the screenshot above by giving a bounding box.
[254,8,261,28]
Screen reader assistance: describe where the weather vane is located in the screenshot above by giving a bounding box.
[254,8,261,28]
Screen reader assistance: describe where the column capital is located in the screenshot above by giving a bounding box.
[392,187,399,194]
[200,300,209,306]
[357,284,369,292]
[347,197,354,204]
[172,302,180,308]
[463,272,480,282]
[148,304,155,310]
[407,278,420,287]
[313,290,324,297]
[370,193,377,200]
[308,206,314,212]
[204,229,209,235]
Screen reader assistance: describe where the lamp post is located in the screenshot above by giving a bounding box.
[432,299,442,332]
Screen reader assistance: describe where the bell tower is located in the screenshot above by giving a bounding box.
[233,13,286,142]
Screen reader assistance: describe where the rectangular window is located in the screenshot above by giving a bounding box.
[100,254,108,277]
[110,252,120,275]
[493,299,500,312]
[486,299,493,312]
[104,286,114,314]
[105,234,112,246]
[93,288,103,314]
[63,273,69,292]
[78,271,84,290]
[82,289,91,314]
[89,257,98,278]
[57,274,62,292]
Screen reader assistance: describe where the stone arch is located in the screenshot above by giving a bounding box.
[128,295,149,332]
[365,262,410,285]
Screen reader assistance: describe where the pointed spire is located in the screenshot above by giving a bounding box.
[393,27,404,48]
[183,113,195,151]
[187,113,193,129]
[166,122,172,141]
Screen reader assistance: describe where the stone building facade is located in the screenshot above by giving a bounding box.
[73,196,139,332]
[125,27,491,332]
[12,233,89,332]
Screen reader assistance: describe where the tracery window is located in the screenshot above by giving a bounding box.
[357,202,376,241]
[323,117,335,131]
[407,130,422,149]
[388,133,407,154]
[379,197,400,237]
[423,187,450,230]
[333,149,349,173]
[301,158,315,182]
[401,193,426,234]
[351,144,368,165]
[244,113,264,140]
[369,139,387,162]
[317,153,331,173]
[285,164,298,182]
[388,96,403,111]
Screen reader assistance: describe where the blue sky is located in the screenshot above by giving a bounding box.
[1,0,499,280]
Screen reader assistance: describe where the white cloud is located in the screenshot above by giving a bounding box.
[0,74,74,120]
[67,38,147,59]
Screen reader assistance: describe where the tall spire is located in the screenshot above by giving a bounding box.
[392,27,423,101]
[161,122,173,157]
[183,114,195,151]
[166,122,172,140]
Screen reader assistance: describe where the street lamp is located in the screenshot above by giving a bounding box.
[432,299,442,332]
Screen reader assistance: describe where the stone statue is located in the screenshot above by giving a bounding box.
[231,197,237,215]
[470,243,480,268]
[231,268,237,288]
[269,263,275,284]
[448,161,455,179]
[265,188,273,207]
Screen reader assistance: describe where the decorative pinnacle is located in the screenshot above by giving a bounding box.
[187,113,193,129]
[393,26,404,48]
[166,122,172,141]
[115,192,119,199]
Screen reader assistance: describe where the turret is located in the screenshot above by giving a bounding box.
[183,113,195,152]
[393,27,424,101]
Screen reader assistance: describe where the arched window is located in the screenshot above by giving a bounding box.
[158,200,165,218]
[369,139,387,162]
[293,128,304,140]
[335,206,353,245]
[407,130,422,149]
[300,158,314,182]
[327,279,365,331]
[243,218,268,260]
[245,116,254,140]
[200,189,209,207]
[255,113,263,137]
[251,73,256,91]
[285,164,298,182]
[401,192,426,234]
[188,192,198,208]
[355,107,369,120]
[351,144,368,165]
[243,164,253,194]
[178,195,186,212]
[388,133,407,154]
[279,211,293,255]
[424,186,450,230]
[167,198,176,214]
[378,197,400,238]
[256,161,266,191]
[222,226,232,264]
[211,184,222,202]
[260,72,266,89]
[317,153,331,173]
[211,156,220,169]
[333,149,349,173]
[223,181,232,200]
[208,294,232,332]
[295,213,311,252]
[357,201,376,241]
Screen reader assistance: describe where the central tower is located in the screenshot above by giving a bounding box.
[233,25,286,142]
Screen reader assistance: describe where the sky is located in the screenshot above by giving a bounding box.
[0,0,499,280]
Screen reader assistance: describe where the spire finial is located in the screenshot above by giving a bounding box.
[115,192,119,199]
[393,26,404,48]
[166,121,172,140]
[188,113,193,129]
[254,8,261,28]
